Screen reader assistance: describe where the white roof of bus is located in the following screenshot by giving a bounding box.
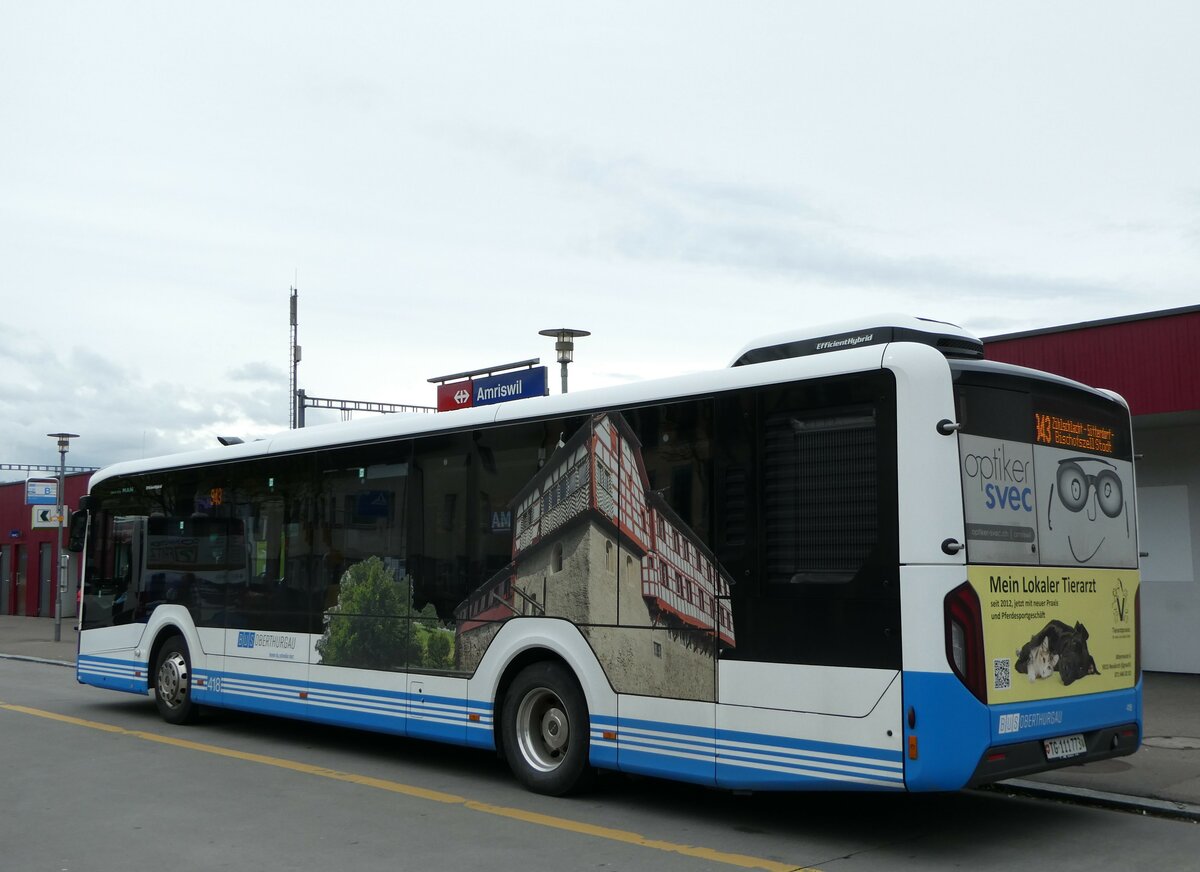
[88,336,1125,489]
[90,340,913,487]
[91,334,1132,490]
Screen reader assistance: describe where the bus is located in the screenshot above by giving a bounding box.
[70,315,1142,795]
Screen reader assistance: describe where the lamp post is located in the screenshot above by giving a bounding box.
[47,432,79,642]
[538,328,590,394]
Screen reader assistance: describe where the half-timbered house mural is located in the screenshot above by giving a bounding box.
[456,412,734,700]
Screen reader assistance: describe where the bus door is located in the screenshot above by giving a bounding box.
[712,378,906,791]
[221,488,308,720]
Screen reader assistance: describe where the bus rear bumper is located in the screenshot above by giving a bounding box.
[967,721,1140,787]
[902,672,1142,791]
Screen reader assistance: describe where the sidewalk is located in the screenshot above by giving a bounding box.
[0,614,79,666]
[2,615,1197,816]
[1005,670,1200,818]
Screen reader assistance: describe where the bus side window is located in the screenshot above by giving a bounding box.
[720,372,900,669]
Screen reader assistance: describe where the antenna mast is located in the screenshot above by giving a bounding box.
[289,286,301,429]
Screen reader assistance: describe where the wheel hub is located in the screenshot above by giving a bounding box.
[157,652,189,710]
[516,687,571,772]
[541,708,568,752]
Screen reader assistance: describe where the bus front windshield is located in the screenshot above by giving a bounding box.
[81,512,247,630]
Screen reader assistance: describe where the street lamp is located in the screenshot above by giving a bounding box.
[538,328,590,394]
[47,432,79,642]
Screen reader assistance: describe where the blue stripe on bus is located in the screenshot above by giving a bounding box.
[715,730,903,790]
[987,681,1141,744]
[592,713,904,790]
[78,653,146,667]
[588,727,619,769]
[186,668,495,744]
[715,725,904,765]
[190,669,222,705]
[76,655,148,696]
[616,746,717,786]
[222,689,311,720]
[714,744,903,777]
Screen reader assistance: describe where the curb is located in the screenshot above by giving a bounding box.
[992,778,1200,823]
[0,653,75,668]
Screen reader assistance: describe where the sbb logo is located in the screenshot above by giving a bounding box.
[437,379,475,412]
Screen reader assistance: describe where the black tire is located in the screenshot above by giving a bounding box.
[501,662,594,795]
[153,635,199,725]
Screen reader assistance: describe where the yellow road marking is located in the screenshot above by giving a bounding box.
[0,699,812,872]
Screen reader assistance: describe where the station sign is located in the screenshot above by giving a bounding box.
[435,366,548,411]
[437,380,474,412]
[474,366,548,407]
[26,479,58,506]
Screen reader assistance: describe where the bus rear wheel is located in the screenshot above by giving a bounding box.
[501,662,593,795]
[154,635,199,725]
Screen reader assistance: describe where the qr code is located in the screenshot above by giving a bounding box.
[993,657,1011,691]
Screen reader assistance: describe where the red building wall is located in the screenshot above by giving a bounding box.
[0,474,92,616]
[985,308,1200,417]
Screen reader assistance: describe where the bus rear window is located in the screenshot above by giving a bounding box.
[952,368,1136,569]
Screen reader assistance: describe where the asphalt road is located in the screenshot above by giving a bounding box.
[2,659,1196,872]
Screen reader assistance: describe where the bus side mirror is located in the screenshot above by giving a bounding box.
[68,495,93,552]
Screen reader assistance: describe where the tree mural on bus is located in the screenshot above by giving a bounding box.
[317,556,456,671]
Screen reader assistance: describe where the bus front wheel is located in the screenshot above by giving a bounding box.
[154,635,199,725]
[501,662,594,795]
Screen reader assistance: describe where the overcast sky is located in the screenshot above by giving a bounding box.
[2,3,1197,473]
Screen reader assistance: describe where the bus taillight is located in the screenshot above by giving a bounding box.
[944,582,986,704]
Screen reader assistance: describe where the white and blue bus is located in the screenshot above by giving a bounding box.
[71,316,1141,795]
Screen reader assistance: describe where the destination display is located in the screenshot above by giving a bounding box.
[1034,412,1116,456]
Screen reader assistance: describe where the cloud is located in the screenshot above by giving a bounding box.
[443,128,1134,306]
[229,361,287,383]
[577,160,1129,305]
[0,344,286,471]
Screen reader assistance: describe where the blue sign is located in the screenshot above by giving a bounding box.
[474,366,548,407]
[26,479,57,506]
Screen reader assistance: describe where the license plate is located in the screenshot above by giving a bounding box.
[1044,733,1087,760]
